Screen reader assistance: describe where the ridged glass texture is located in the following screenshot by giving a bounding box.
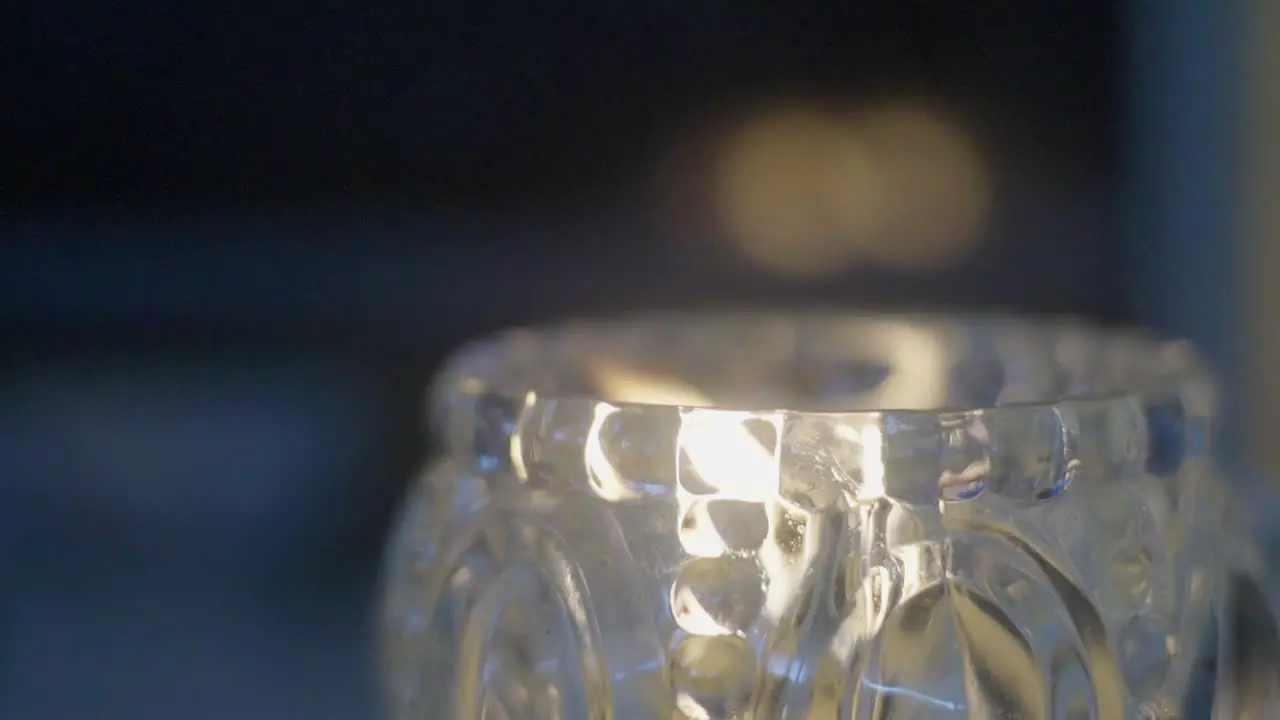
[380,314,1238,719]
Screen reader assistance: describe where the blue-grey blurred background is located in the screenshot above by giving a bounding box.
[0,1,1258,717]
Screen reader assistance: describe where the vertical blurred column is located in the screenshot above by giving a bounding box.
[1243,0,1280,474]
[1125,0,1242,460]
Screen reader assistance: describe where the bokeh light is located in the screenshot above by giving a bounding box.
[705,101,991,278]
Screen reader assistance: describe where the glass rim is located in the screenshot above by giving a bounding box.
[431,310,1208,415]
[427,310,1213,503]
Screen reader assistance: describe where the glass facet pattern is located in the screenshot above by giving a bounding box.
[380,315,1233,719]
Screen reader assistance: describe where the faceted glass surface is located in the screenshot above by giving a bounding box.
[379,314,1248,719]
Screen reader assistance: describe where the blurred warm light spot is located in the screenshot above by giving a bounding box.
[588,358,712,407]
[710,101,991,277]
[713,108,884,279]
[855,106,991,270]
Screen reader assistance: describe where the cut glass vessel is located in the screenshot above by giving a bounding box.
[380,313,1274,719]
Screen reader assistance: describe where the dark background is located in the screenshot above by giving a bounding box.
[7,2,1115,210]
[0,1,1239,718]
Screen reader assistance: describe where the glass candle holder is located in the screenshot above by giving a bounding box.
[380,313,1270,719]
